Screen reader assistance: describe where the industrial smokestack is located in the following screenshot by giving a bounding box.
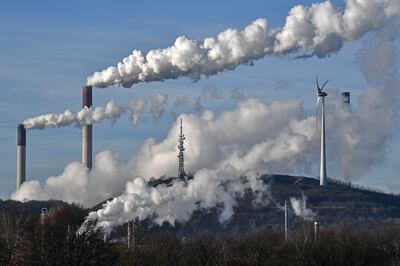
[16,124,26,190]
[82,86,93,170]
[341,92,350,104]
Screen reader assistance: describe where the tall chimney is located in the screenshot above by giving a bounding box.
[82,86,93,170]
[341,92,350,104]
[16,124,26,189]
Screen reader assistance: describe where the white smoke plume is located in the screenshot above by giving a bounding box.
[149,92,168,121]
[356,18,399,84]
[290,194,316,221]
[14,7,400,230]
[128,99,147,126]
[88,170,267,231]
[13,98,315,216]
[23,93,172,129]
[86,0,400,88]
[328,19,399,181]
[12,74,400,229]
[23,101,126,130]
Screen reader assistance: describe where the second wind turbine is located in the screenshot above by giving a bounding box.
[316,78,329,187]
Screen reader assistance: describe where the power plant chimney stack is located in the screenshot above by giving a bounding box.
[82,86,93,170]
[341,92,350,104]
[16,124,26,189]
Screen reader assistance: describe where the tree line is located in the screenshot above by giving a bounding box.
[1,204,400,265]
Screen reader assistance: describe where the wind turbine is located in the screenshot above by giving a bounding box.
[316,77,329,187]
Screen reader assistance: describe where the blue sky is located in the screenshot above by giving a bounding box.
[1,0,398,199]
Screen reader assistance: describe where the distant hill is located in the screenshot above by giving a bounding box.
[0,199,68,215]
[268,175,400,226]
[4,175,400,238]
[110,175,400,239]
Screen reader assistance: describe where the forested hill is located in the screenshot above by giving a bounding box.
[110,175,400,238]
[2,175,400,237]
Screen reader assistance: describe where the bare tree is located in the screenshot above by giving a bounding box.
[0,209,34,265]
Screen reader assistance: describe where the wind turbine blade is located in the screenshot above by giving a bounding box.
[321,80,329,91]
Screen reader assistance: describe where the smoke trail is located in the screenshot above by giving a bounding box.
[13,15,400,230]
[355,18,399,84]
[86,0,400,88]
[23,93,172,130]
[128,99,147,126]
[149,93,168,121]
[23,101,126,130]
[13,75,400,229]
[328,20,400,181]
[13,98,314,207]
[290,194,316,221]
[88,170,268,231]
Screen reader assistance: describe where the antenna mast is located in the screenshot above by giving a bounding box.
[178,118,186,180]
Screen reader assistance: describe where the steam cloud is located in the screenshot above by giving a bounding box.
[81,16,399,230]
[12,0,400,231]
[23,93,169,130]
[23,101,126,130]
[128,99,147,125]
[86,0,400,88]
[13,98,315,227]
[13,76,400,229]
[290,194,316,221]
[89,170,267,231]
[149,93,168,121]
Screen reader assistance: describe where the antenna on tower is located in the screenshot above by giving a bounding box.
[178,118,186,181]
[316,77,329,187]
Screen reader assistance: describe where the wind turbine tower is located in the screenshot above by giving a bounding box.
[316,78,329,186]
[178,118,186,180]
